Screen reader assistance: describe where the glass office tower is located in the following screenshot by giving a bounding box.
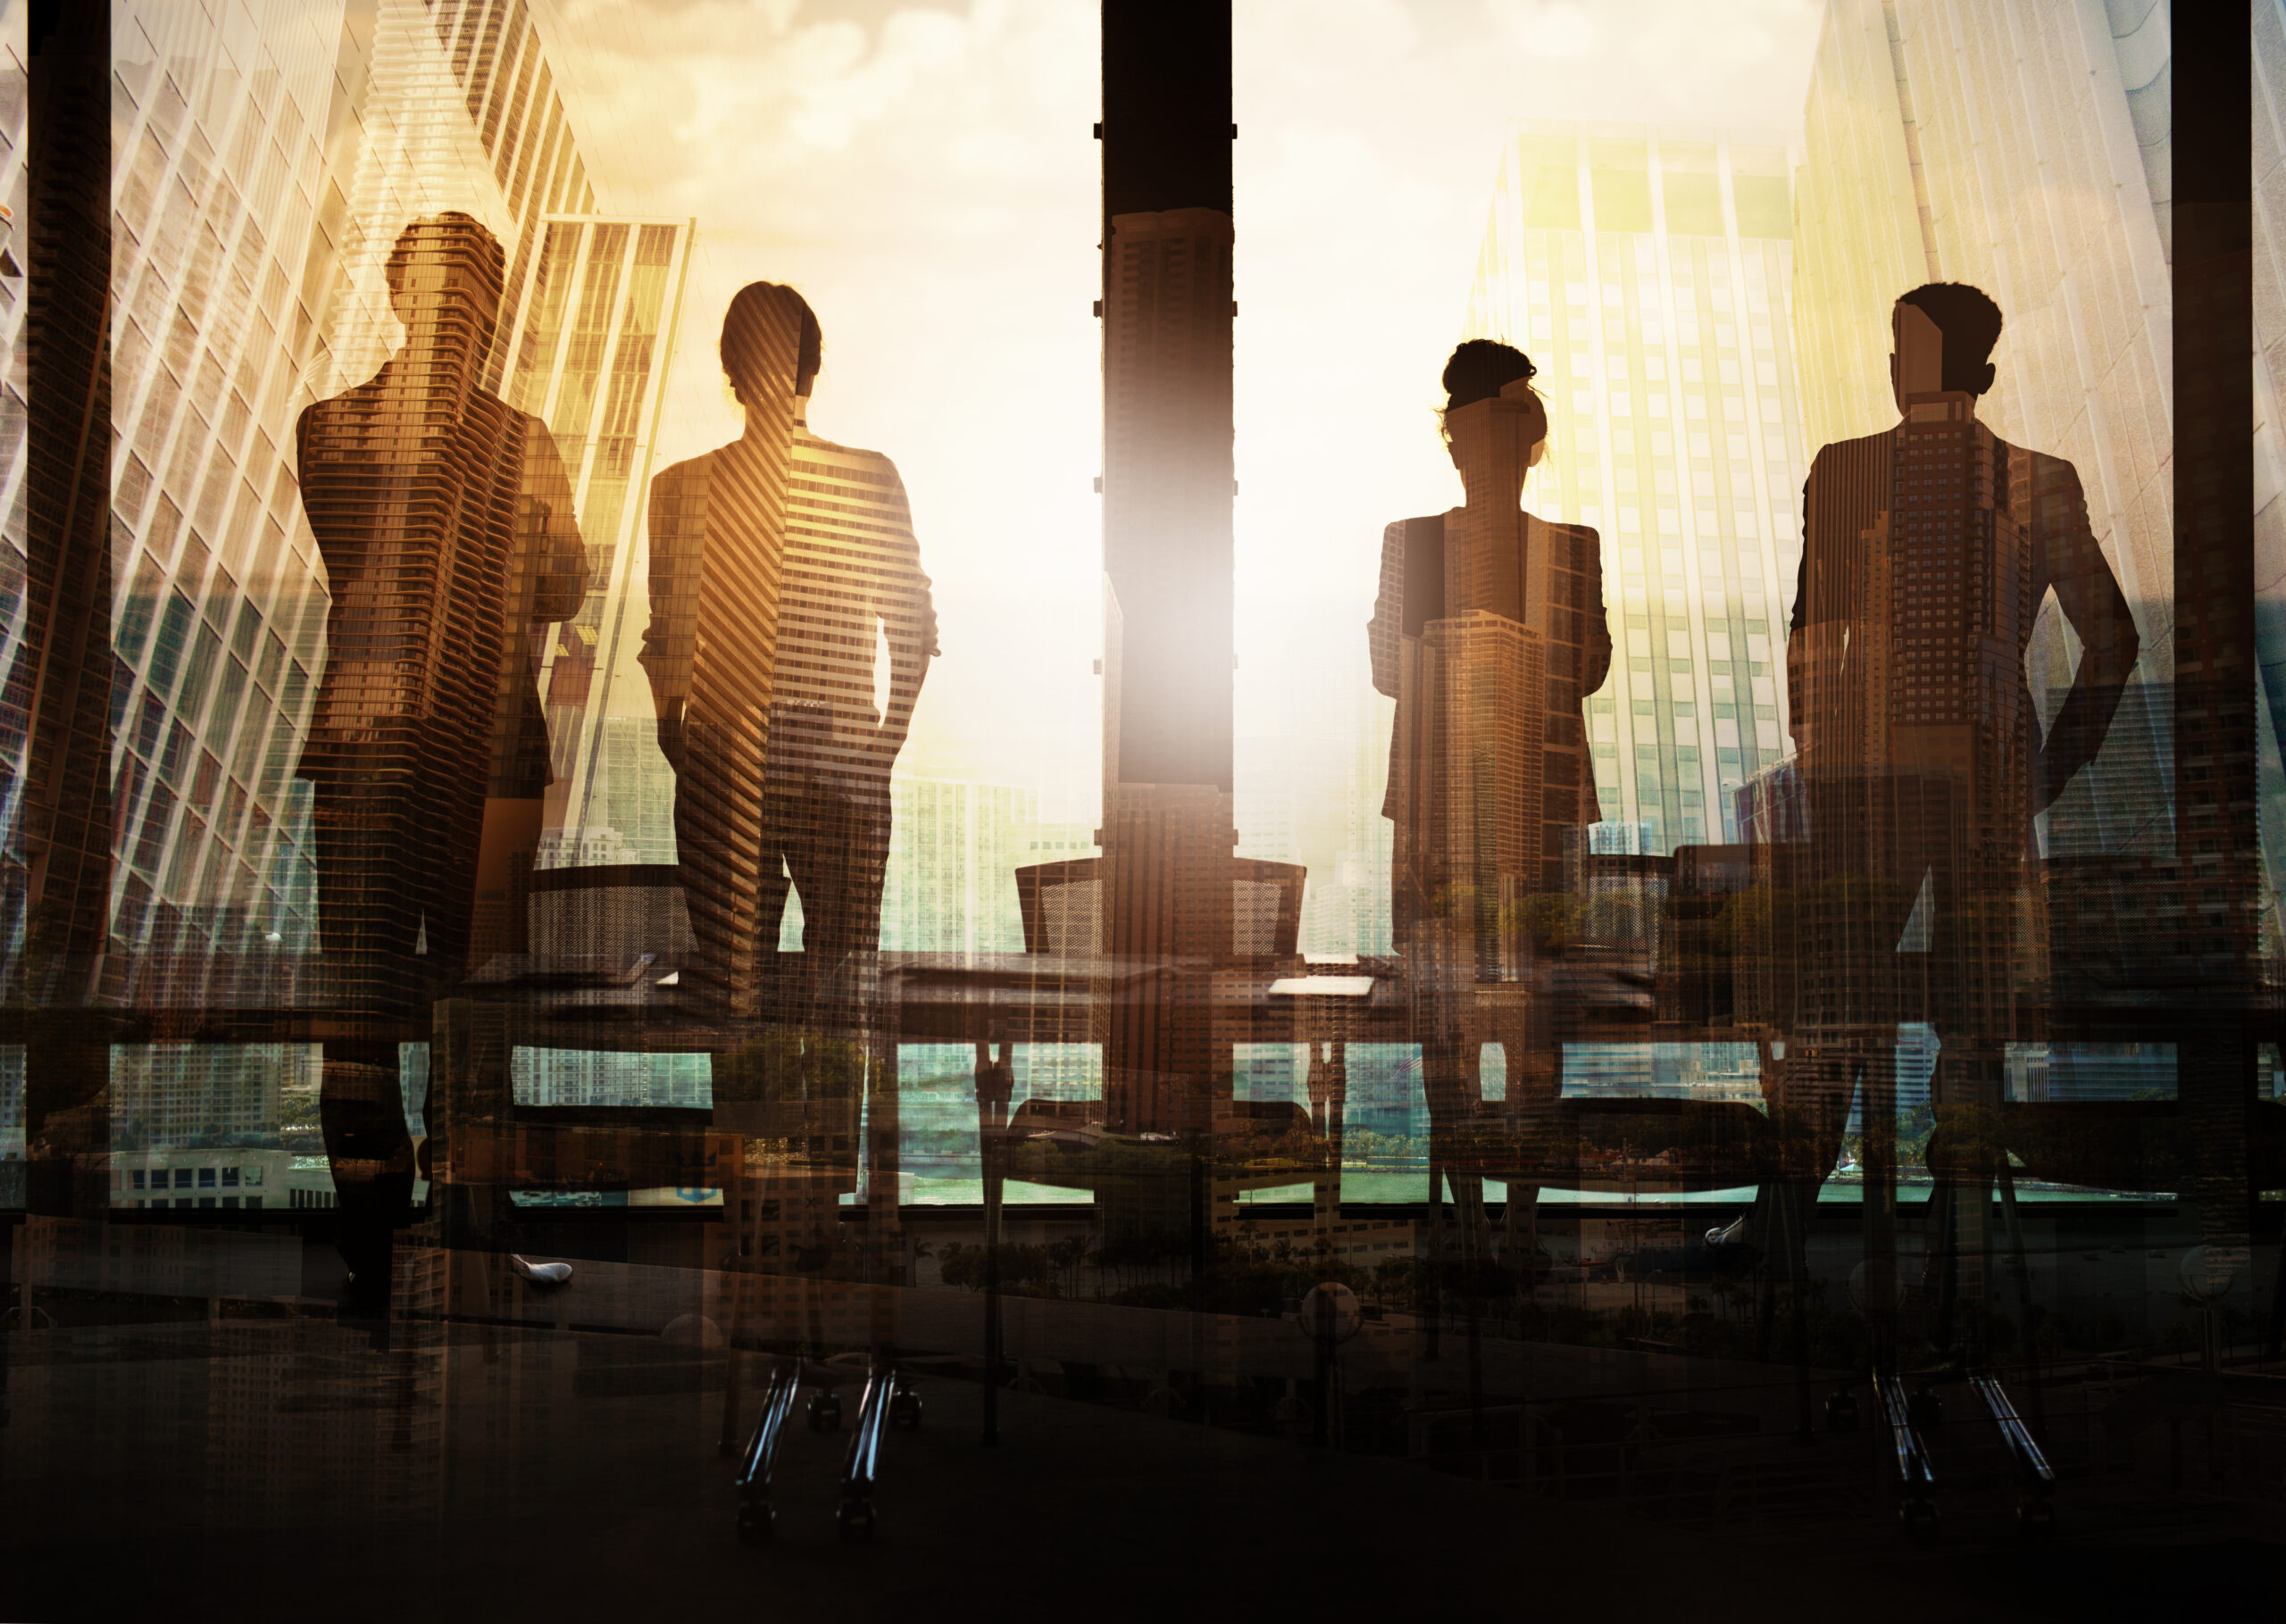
[1463,121,1806,852]
[94,0,618,1003]
[1792,0,2182,870]
[52,0,688,1191]
[507,214,694,869]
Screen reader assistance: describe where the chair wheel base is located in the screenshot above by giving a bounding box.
[838,1499,877,1541]
[737,1505,775,1546]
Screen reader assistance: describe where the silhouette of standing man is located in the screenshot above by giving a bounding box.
[642,283,805,1015]
[1787,282,2137,1359]
[764,320,936,1005]
[642,283,934,1017]
[296,213,587,1306]
[1790,284,2138,1059]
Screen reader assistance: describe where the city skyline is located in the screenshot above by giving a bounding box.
[0,3,2246,1011]
[0,0,2245,1090]
[81,2,1833,955]
[1,8,2274,1611]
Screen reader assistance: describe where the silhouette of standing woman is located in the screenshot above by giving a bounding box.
[1370,339,1609,1249]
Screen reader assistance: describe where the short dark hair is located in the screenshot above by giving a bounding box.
[384,212,505,304]
[1442,338,1537,411]
[722,281,823,395]
[1896,282,2002,393]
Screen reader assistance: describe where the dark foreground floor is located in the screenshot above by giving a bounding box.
[5,1320,2278,1624]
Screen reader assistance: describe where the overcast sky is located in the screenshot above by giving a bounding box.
[538,0,1824,803]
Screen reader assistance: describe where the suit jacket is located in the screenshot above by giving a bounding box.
[770,429,937,788]
[1370,511,1611,824]
[296,362,587,799]
[1788,412,2137,819]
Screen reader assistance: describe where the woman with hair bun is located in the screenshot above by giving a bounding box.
[1366,337,1610,1261]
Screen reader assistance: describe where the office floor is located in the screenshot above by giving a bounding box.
[4,1278,2277,1624]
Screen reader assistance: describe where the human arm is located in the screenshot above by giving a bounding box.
[1576,525,1612,697]
[293,401,356,587]
[1787,457,1815,753]
[1368,521,1405,698]
[2035,459,2138,813]
[518,415,589,625]
[876,464,936,748]
[640,461,696,770]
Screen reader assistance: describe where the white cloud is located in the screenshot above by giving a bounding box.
[1484,0,1600,61]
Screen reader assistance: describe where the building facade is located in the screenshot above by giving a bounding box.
[1790,0,2180,862]
[0,0,694,1196]
[1464,121,1806,853]
[90,0,639,1009]
[506,214,694,870]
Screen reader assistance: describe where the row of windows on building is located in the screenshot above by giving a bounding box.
[107,34,338,951]
[99,0,602,964]
[121,1166,261,1190]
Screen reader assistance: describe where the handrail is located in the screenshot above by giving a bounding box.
[734,1360,800,1544]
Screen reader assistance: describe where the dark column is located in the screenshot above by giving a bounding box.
[1098,1,1233,802]
[2170,8,2258,1303]
[1096,2,1238,1184]
[19,0,116,1218]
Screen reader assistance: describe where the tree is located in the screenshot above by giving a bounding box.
[937,1241,979,1291]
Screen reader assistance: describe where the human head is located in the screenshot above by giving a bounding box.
[1439,337,1547,482]
[722,281,822,408]
[1442,337,1538,417]
[1890,281,2000,409]
[384,213,506,348]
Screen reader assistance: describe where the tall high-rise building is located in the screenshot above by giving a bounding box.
[99,0,371,993]
[0,0,690,1205]
[1791,0,2178,851]
[502,215,694,864]
[88,0,636,1005]
[1463,121,1807,853]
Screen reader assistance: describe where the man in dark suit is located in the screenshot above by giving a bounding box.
[639,281,806,1016]
[1782,281,2138,1358]
[642,282,935,1020]
[296,212,587,1306]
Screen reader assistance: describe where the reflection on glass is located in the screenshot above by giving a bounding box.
[0,4,2273,1583]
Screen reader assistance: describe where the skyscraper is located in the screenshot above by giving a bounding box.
[503,214,694,871]
[0,0,688,1214]
[1790,0,2177,854]
[101,0,374,995]
[1463,121,1806,852]
[90,0,627,1005]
